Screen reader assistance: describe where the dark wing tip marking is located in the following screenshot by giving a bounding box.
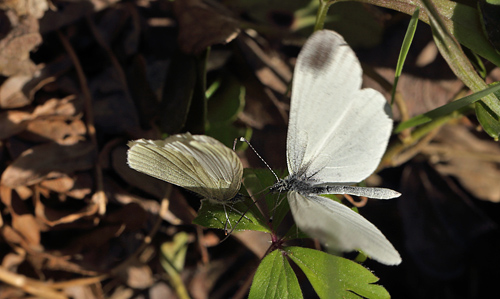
[299,30,346,73]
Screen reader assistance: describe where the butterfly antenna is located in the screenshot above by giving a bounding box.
[237,137,279,182]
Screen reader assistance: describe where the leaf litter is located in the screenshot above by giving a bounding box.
[0,1,499,298]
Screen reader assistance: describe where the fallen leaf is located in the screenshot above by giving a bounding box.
[425,125,500,202]
[174,0,240,54]
[1,141,96,188]
[21,118,86,143]
[0,11,41,77]
[0,0,49,19]
[0,110,33,140]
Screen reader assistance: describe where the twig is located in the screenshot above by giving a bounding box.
[57,30,107,215]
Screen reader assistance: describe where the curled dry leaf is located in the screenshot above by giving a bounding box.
[426,125,500,202]
[0,11,41,77]
[0,110,33,140]
[0,0,49,19]
[115,258,154,290]
[33,194,99,227]
[173,0,240,54]
[1,141,96,188]
[21,118,86,143]
[0,187,42,250]
[40,173,92,200]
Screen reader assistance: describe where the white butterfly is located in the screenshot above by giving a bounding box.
[271,30,402,265]
[127,133,243,221]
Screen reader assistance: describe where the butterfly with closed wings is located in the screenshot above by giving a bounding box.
[127,133,244,231]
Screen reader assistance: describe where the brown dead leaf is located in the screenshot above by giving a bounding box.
[425,125,500,202]
[115,258,154,290]
[21,118,86,143]
[40,173,92,200]
[174,0,240,54]
[0,110,33,140]
[1,252,26,271]
[104,203,147,232]
[33,194,98,227]
[0,187,42,250]
[0,0,49,19]
[1,141,96,188]
[32,96,81,118]
[0,11,41,77]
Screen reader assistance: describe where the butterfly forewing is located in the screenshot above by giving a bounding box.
[287,30,393,184]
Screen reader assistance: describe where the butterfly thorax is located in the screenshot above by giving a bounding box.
[271,175,325,195]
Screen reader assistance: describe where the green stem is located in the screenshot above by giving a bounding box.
[380,111,462,169]
[314,0,335,32]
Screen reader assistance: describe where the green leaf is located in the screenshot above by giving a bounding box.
[476,93,500,141]
[207,74,245,125]
[391,7,419,104]
[206,123,252,150]
[193,193,270,233]
[395,82,500,132]
[362,0,500,67]
[286,246,390,299]
[160,232,190,299]
[249,249,303,299]
[159,51,196,134]
[420,0,500,138]
[478,0,500,53]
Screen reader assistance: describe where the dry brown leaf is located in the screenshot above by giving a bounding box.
[0,11,41,77]
[32,96,81,118]
[426,125,500,202]
[0,187,42,250]
[0,110,33,140]
[1,141,96,188]
[174,0,240,54]
[21,118,86,143]
[104,203,147,232]
[115,259,154,290]
[0,0,49,19]
[1,252,25,271]
[40,173,92,199]
[11,214,41,249]
[33,194,98,227]
[14,186,32,200]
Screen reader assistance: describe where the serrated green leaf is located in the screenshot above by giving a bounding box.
[193,194,270,233]
[286,246,390,299]
[249,249,303,299]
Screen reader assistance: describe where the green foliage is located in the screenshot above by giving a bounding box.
[194,168,390,298]
[248,247,390,299]
[249,249,302,299]
[286,247,390,299]
[391,8,419,104]
[206,72,252,149]
[160,232,190,299]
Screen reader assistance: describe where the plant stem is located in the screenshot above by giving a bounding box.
[314,0,335,32]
